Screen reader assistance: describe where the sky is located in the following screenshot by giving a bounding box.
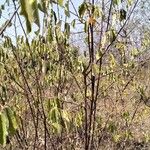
[0,0,83,43]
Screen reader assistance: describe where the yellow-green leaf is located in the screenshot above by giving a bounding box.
[128,0,133,6]
[20,0,40,33]
[64,0,70,17]
[107,29,116,43]
[5,107,18,135]
[0,112,8,147]
[62,110,70,122]
[57,0,63,7]
[52,122,62,134]
[113,0,120,6]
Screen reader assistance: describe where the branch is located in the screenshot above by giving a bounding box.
[0,6,20,36]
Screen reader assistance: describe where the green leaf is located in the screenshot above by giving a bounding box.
[131,48,139,57]
[54,98,61,108]
[64,23,70,38]
[75,111,83,127]
[1,5,5,10]
[119,9,127,21]
[128,0,132,6]
[96,51,102,60]
[49,106,61,123]
[84,21,88,33]
[108,121,117,133]
[64,0,70,17]
[78,2,87,17]
[49,107,57,123]
[52,122,62,134]
[107,29,116,43]
[47,27,53,43]
[122,111,130,120]
[113,0,120,5]
[20,0,40,33]
[48,104,63,134]
[38,0,47,13]
[0,112,8,147]
[0,5,5,18]
[62,110,70,132]
[5,107,18,135]
[57,0,63,7]
[62,110,70,122]
[93,6,101,18]
[109,53,116,68]
[113,134,121,142]
[71,19,76,28]
[92,63,100,75]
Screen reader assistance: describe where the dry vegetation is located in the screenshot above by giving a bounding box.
[0,0,150,150]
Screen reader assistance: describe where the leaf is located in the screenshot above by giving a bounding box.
[112,13,117,26]
[108,121,117,133]
[75,111,83,127]
[54,98,61,108]
[131,48,139,57]
[1,5,4,10]
[101,33,107,48]
[124,130,133,139]
[84,21,88,33]
[52,122,62,134]
[78,2,87,17]
[107,29,116,43]
[71,19,76,28]
[5,107,18,135]
[64,23,70,38]
[47,27,53,43]
[57,0,63,7]
[113,134,121,142]
[0,112,8,147]
[122,111,130,120]
[49,107,57,123]
[20,0,40,33]
[93,6,102,18]
[92,63,100,75]
[62,110,70,122]
[38,0,47,13]
[64,0,70,17]
[96,51,102,60]
[51,10,57,24]
[0,5,4,18]
[119,9,127,21]
[49,106,61,124]
[128,0,132,6]
[109,53,116,68]
[113,0,120,6]
[62,110,70,132]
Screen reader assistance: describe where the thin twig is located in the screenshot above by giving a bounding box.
[0,6,20,36]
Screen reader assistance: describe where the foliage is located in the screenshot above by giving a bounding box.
[0,0,150,149]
